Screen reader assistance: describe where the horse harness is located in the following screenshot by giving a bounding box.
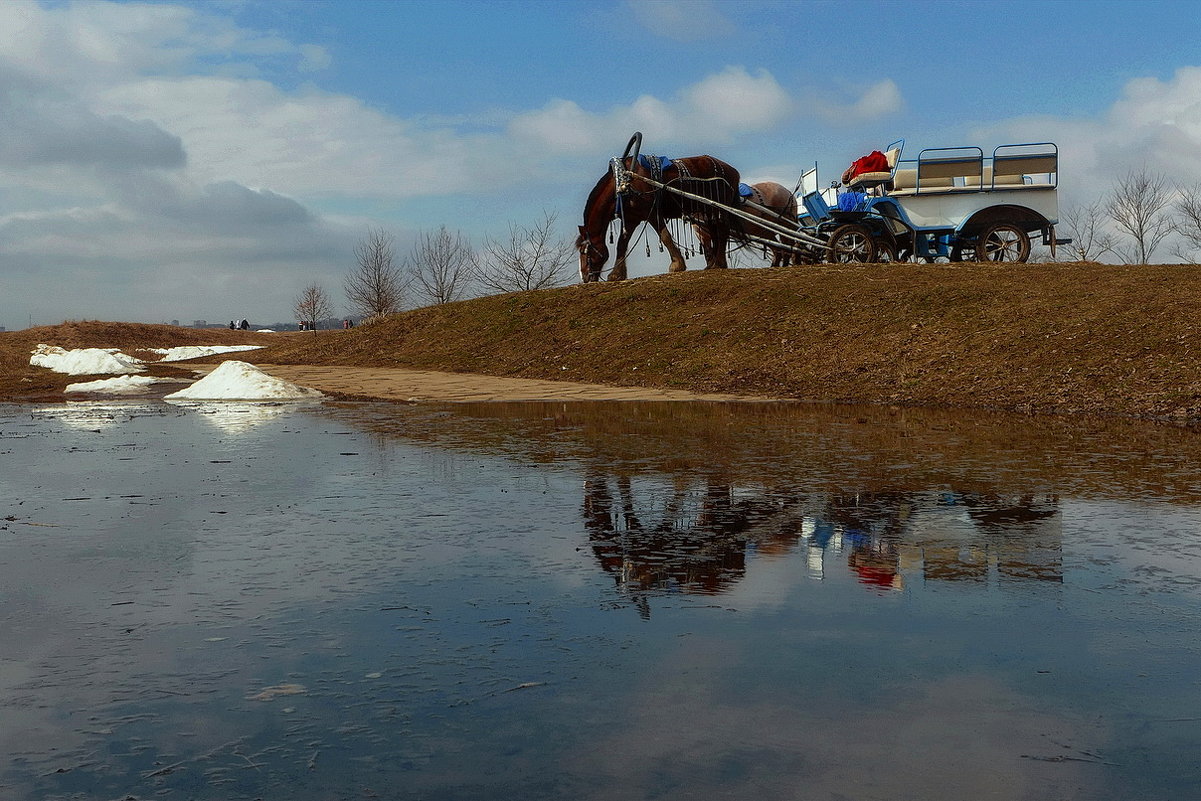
[613,154,734,225]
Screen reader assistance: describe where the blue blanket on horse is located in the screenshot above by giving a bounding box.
[638,154,673,173]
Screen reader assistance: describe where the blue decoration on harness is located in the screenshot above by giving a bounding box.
[739,183,754,199]
[638,154,673,175]
[837,191,868,211]
[616,154,674,217]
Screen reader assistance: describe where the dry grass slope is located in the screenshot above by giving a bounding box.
[256,262,1201,422]
[4,263,1201,421]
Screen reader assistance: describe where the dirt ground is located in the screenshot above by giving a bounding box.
[4,262,1201,423]
[251,365,756,402]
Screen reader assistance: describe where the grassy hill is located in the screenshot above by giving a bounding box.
[5,262,1201,422]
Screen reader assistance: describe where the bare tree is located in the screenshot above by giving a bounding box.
[1058,201,1117,262]
[473,212,576,293]
[1175,186,1201,262]
[294,282,333,330]
[345,227,405,319]
[407,226,474,305]
[1108,168,1174,264]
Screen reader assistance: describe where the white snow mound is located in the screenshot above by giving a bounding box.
[30,344,145,375]
[65,375,181,395]
[149,344,264,362]
[164,360,323,401]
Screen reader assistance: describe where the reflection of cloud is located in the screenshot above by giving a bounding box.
[574,663,1106,800]
[166,399,321,434]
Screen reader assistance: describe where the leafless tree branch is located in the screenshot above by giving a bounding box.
[1058,201,1117,262]
[1108,168,1174,264]
[406,226,475,306]
[1175,186,1201,261]
[293,283,333,330]
[345,227,405,319]
[473,212,576,294]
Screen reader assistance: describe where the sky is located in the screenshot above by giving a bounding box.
[3,0,1201,330]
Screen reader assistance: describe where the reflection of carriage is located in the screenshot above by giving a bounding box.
[578,133,1070,280]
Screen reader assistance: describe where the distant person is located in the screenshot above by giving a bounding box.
[229,320,235,329]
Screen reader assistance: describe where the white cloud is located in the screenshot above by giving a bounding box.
[511,67,793,153]
[809,79,904,125]
[627,0,736,41]
[0,0,313,88]
[0,64,184,170]
[684,67,794,130]
[972,66,1201,261]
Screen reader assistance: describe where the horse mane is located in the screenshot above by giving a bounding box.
[579,170,614,233]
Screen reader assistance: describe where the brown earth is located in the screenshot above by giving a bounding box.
[0,322,281,402]
[3,262,1201,423]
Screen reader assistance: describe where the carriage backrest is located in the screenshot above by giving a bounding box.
[992,143,1058,186]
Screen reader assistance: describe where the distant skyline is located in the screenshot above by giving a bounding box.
[3,0,1201,329]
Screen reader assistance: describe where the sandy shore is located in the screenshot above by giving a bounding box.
[252,364,760,403]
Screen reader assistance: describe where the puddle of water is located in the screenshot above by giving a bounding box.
[2,399,1200,800]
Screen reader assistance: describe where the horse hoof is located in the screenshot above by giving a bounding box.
[669,264,687,273]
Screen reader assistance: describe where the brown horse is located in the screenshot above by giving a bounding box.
[576,153,741,282]
[696,181,799,268]
[739,182,800,267]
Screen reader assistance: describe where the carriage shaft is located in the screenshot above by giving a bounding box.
[632,173,830,249]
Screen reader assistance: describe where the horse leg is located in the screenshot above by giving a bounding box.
[695,223,714,268]
[657,223,687,272]
[609,224,632,281]
[704,225,730,269]
[771,243,788,268]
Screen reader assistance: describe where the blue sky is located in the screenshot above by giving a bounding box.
[2,0,1200,328]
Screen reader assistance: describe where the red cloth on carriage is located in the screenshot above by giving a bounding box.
[841,150,890,185]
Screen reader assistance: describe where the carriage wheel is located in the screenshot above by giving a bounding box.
[828,224,877,263]
[977,223,1031,262]
[874,238,898,262]
[950,244,975,262]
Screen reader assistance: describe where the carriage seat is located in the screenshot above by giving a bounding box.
[881,147,1058,196]
[965,166,1030,188]
[844,147,902,191]
[889,169,953,196]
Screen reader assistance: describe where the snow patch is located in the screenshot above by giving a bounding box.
[147,344,264,362]
[164,360,323,401]
[30,344,145,375]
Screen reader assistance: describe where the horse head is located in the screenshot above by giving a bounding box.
[576,225,609,283]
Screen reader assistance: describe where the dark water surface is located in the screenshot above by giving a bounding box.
[3,399,1201,800]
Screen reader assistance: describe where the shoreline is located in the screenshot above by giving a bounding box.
[248,364,767,403]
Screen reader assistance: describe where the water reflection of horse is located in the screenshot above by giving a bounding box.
[576,154,741,282]
[582,473,804,606]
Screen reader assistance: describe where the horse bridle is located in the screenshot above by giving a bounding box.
[578,236,604,281]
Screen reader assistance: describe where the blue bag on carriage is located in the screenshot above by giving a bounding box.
[837,191,867,212]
